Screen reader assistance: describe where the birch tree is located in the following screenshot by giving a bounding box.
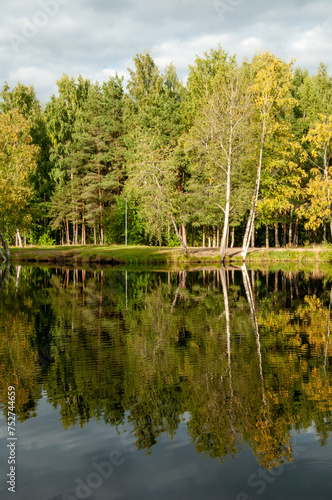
[241,52,295,259]
[124,131,187,251]
[185,62,253,262]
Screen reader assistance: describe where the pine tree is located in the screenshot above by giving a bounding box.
[124,52,186,249]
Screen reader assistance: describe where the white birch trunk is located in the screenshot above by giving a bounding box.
[230,227,235,248]
[16,265,21,291]
[16,229,22,247]
[241,121,266,260]
[171,215,188,254]
[171,271,187,313]
[220,267,233,400]
[241,263,266,405]
[220,138,232,263]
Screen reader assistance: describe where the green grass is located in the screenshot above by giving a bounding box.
[9,244,332,270]
[10,245,169,264]
[10,244,219,266]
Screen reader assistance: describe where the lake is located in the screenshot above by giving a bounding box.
[0,264,331,500]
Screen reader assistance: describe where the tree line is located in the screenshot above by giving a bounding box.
[1,47,332,260]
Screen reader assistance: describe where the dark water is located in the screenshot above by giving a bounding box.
[0,264,331,500]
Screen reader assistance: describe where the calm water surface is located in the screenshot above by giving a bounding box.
[0,264,331,500]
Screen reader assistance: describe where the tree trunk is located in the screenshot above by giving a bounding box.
[0,245,5,261]
[220,154,231,263]
[181,224,187,247]
[212,225,216,247]
[251,223,255,248]
[220,266,233,400]
[293,217,299,247]
[265,225,269,248]
[17,229,22,247]
[100,224,104,245]
[81,196,86,245]
[191,225,194,247]
[202,225,206,248]
[217,225,220,248]
[288,209,293,246]
[171,215,188,254]
[282,213,286,247]
[1,261,10,289]
[16,265,21,291]
[171,271,187,313]
[72,221,76,245]
[275,222,280,248]
[75,221,79,245]
[275,271,278,292]
[241,263,266,404]
[241,123,266,260]
[230,227,235,248]
[82,222,86,246]
[1,231,10,260]
[65,218,70,245]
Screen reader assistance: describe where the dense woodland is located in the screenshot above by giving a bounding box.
[1,47,332,259]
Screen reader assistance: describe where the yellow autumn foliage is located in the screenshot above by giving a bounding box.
[0,110,39,229]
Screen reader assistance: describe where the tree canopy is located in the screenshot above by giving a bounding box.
[2,47,332,253]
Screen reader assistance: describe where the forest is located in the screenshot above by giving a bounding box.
[1,47,332,260]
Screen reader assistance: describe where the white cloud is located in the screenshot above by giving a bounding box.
[290,22,332,70]
[153,33,231,76]
[0,0,332,102]
[240,37,263,54]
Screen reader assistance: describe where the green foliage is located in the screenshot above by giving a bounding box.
[0,110,39,238]
[2,48,332,250]
[37,230,56,246]
[104,197,146,245]
[124,52,186,247]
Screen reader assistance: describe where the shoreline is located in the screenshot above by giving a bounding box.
[7,245,332,267]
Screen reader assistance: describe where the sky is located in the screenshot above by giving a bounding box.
[0,0,331,103]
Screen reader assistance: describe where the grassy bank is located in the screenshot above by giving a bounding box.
[9,244,218,266]
[230,247,332,264]
[8,244,332,268]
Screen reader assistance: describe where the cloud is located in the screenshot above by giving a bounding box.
[0,0,331,102]
[290,21,332,71]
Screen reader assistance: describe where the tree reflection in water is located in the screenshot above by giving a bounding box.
[0,264,331,469]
